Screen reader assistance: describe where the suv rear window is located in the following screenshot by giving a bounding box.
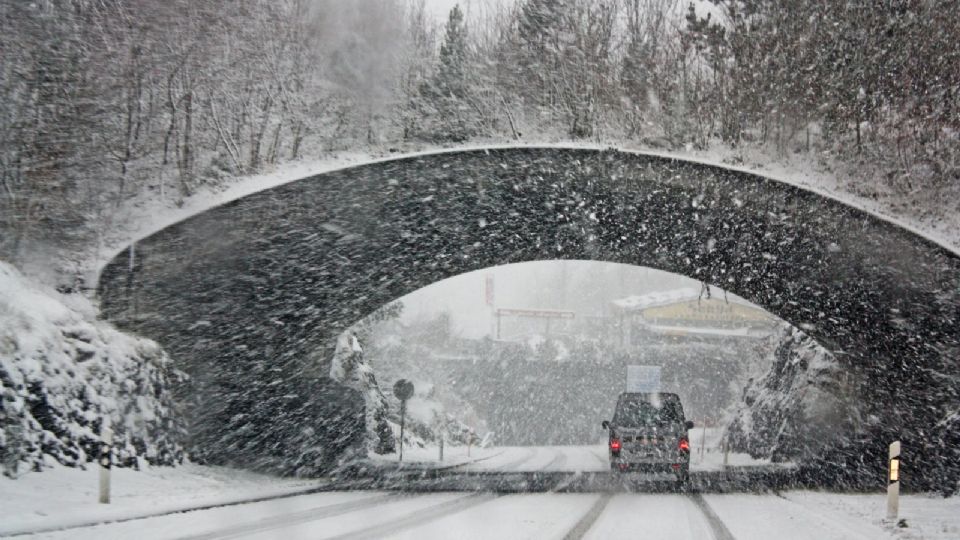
[613,396,684,427]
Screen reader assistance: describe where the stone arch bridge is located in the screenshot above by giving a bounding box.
[99,147,959,484]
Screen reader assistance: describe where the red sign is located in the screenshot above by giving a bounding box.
[496,308,575,319]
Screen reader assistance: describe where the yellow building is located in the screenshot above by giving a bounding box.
[611,288,777,346]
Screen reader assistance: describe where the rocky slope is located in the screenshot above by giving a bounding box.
[0,262,184,476]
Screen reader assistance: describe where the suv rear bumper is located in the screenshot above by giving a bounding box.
[612,462,686,473]
[611,450,688,465]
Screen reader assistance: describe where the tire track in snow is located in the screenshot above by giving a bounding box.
[324,492,500,540]
[542,448,569,472]
[503,447,545,472]
[589,446,609,467]
[562,493,612,540]
[457,447,538,472]
[687,493,736,540]
[176,493,400,540]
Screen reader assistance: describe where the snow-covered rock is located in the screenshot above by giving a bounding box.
[328,332,395,455]
[724,326,859,462]
[0,262,184,476]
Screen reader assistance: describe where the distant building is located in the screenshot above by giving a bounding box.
[609,288,777,348]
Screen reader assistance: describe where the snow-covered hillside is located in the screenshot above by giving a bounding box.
[0,262,184,476]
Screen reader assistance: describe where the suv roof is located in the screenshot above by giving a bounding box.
[617,392,681,401]
[613,392,686,427]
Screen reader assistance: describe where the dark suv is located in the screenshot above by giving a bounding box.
[602,392,693,484]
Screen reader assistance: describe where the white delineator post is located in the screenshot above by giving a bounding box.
[887,441,901,520]
[434,411,444,462]
[700,421,707,462]
[99,423,113,504]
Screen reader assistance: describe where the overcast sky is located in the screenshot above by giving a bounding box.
[425,0,462,18]
[424,0,517,22]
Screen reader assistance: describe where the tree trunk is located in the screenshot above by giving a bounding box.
[290,121,304,160]
[249,93,274,170]
[180,90,193,197]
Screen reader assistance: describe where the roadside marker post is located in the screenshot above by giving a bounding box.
[887,441,901,521]
[98,422,113,504]
[393,379,414,464]
[434,411,444,462]
[700,420,707,462]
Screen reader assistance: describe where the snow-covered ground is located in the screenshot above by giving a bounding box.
[687,427,775,471]
[0,463,326,536]
[6,476,956,540]
[1,446,953,539]
[705,491,960,540]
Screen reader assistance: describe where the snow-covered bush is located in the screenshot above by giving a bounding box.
[0,262,185,476]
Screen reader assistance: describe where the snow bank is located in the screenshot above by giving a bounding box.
[0,462,325,535]
[0,262,184,475]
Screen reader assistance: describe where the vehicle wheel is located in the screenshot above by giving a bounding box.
[610,463,620,473]
[675,464,690,487]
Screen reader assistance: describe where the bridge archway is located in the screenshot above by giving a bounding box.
[99,147,960,479]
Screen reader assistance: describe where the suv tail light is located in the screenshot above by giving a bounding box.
[679,437,690,452]
[610,438,621,452]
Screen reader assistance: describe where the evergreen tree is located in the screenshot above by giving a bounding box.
[513,0,568,111]
[436,5,468,99]
[418,5,477,142]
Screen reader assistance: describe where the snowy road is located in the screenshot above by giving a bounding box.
[3,447,954,539]
[21,488,948,540]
